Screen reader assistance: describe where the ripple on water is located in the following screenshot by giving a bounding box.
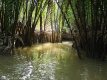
[19,62,33,80]
[31,60,57,80]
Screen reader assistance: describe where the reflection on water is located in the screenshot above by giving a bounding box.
[20,62,33,80]
[0,42,107,80]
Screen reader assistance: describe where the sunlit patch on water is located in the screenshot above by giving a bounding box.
[20,62,33,80]
[32,60,57,80]
[62,41,73,46]
[0,76,9,80]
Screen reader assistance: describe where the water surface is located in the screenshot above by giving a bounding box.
[0,42,107,80]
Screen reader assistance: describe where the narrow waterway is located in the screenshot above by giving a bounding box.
[0,42,107,80]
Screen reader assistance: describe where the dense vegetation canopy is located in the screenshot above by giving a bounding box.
[0,0,107,60]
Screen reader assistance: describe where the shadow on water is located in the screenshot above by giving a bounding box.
[0,41,107,80]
